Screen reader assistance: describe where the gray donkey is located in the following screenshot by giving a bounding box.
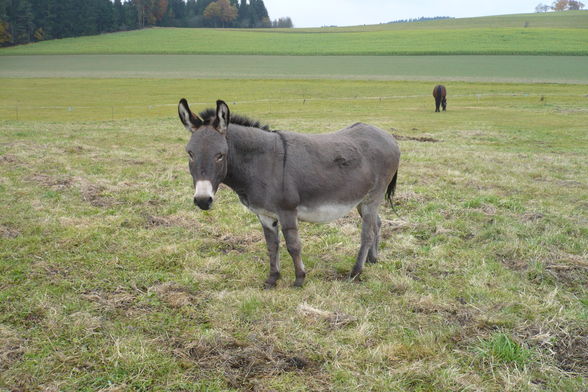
[178,99,400,288]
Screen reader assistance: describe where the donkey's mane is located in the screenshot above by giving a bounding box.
[199,108,271,131]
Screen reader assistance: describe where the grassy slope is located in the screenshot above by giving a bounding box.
[1,12,587,56]
[1,79,587,391]
[306,10,588,31]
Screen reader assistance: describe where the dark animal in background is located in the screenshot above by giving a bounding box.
[433,85,447,112]
[178,99,400,288]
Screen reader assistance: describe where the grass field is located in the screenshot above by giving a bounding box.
[1,78,587,391]
[2,27,587,56]
[2,55,588,84]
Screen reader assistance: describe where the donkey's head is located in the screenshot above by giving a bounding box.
[178,99,230,210]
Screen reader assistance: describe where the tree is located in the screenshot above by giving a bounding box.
[133,0,168,27]
[568,0,585,9]
[203,0,237,27]
[551,0,585,10]
[535,3,551,12]
[0,0,12,45]
[272,17,293,28]
[10,0,34,44]
[552,0,569,10]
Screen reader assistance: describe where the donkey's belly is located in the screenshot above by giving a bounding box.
[297,202,358,223]
[247,202,359,224]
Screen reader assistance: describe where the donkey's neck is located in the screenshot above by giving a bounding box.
[223,125,283,205]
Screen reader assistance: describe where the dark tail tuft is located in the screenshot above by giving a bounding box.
[386,170,398,205]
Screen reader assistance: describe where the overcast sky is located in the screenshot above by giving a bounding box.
[264,0,545,28]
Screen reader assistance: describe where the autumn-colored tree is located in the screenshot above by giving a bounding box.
[204,0,237,27]
[133,0,168,27]
[552,0,569,10]
[0,21,11,45]
[551,0,585,10]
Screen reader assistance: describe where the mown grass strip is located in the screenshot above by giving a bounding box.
[2,55,588,84]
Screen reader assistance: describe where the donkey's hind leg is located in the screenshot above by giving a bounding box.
[366,215,382,264]
[351,202,379,279]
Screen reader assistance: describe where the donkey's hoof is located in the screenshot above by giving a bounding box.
[292,278,305,288]
[264,281,277,289]
[349,270,363,282]
[263,272,281,289]
[366,255,378,264]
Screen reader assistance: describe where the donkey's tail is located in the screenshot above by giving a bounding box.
[386,170,401,218]
[385,170,398,205]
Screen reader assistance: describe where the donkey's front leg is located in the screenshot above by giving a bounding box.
[279,211,306,287]
[258,215,281,289]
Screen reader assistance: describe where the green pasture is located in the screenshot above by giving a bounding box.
[2,78,588,122]
[2,27,587,56]
[2,55,588,84]
[309,10,588,31]
[1,78,587,390]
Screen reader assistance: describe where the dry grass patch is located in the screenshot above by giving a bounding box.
[148,282,197,308]
[298,303,357,328]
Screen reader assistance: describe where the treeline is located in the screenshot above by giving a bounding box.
[387,16,453,24]
[0,0,293,47]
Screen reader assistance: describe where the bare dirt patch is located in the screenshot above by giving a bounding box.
[0,154,22,165]
[148,282,197,308]
[81,183,117,208]
[29,173,74,190]
[552,325,588,376]
[0,325,26,371]
[0,223,20,238]
[172,333,320,390]
[545,250,588,288]
[518,322,588,377]
[392,133,441,143]
[82,287,140,313]
[143,213,200,231]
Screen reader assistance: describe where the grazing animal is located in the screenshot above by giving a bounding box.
[433,85,447,112]
[178,99,400,288]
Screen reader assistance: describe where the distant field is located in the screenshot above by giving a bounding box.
[1,78,586,390]
[305,10,588,31]
[2,55,588,84]
[1,27,587,56]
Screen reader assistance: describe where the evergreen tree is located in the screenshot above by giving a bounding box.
[0,0,12,45]
[10,0,34,44]
[113,0,123,29]
[237,0,250,27]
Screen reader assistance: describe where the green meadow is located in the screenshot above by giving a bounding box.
[1,77,587,391]
[1,10,587,392]
[2,27,587,56]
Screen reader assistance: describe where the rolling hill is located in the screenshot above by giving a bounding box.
[1,11,587,56]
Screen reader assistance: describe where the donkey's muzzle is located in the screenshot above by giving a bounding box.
[194,196,213,210]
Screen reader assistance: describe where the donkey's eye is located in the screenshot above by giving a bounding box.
[188,151,194,160]
[215,153,224,162]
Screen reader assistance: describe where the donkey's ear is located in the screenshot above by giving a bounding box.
[213,100,230,135]
[178,98,203,133]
